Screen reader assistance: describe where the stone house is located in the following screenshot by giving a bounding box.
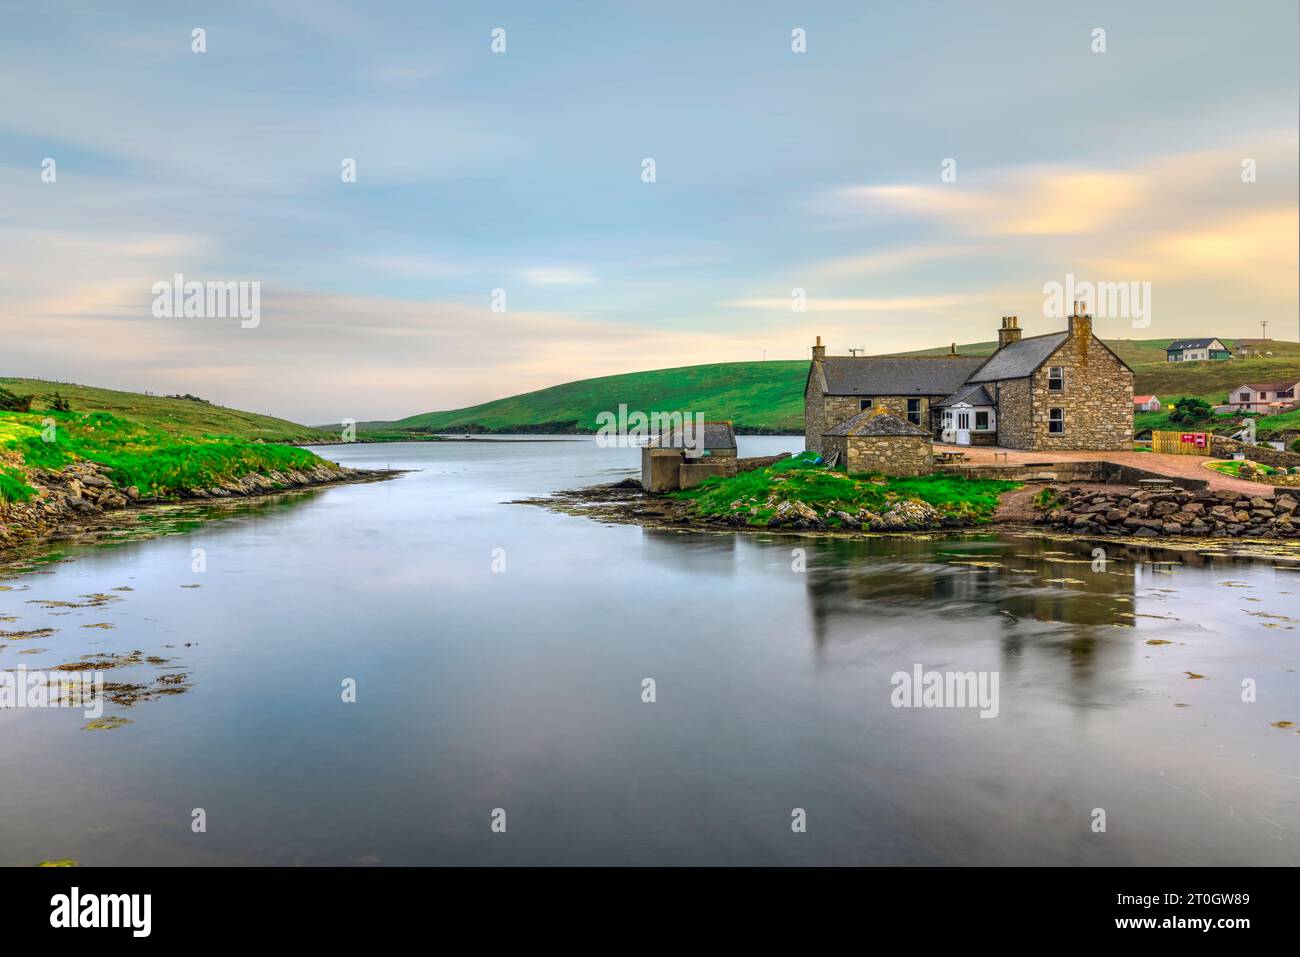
[806,303,1134,453]
[803,339,983,456]
[641,421,737,491]
[822,410,933,476]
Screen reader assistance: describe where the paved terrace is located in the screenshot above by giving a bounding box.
[932,443,1269,496]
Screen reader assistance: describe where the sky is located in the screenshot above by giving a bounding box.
[1,0,1297,424]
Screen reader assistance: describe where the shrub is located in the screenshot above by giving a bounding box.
[0,386,33,413]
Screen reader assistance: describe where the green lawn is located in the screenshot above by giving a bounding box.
[674,453,1019,527]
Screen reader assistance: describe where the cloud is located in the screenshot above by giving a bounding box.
[518,267,599,286]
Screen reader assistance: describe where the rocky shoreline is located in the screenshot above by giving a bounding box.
[518,478,1300,553]
[516,478,981,533]
[0,459,397,552]
[1038,485,1298,539]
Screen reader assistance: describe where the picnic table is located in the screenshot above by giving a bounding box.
[937,451,969,464]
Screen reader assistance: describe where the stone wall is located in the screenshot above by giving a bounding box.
[1022,330,1133,451]
[826,434,932,476]
[1211,435,1300,469]
[993,377,1033,448]
[806,392,860,456]
[1041,485,1297,538]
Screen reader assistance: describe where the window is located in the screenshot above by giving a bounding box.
[1239,392,1251,403]
[859,398,874,411]
[1048,408,1065,434]
[1047,366,1064,391]
[956,412,971,430]
[906,398,922,425]
[975,411,989,430]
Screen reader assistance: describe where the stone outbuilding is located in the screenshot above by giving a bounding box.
[641,421,738,491]
[822,410,933,476]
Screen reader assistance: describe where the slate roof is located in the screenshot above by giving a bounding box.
[937,383,995,408]
[964,333,1068,384]
[823,410,932,438]
[1167,338,1225,351]
[648,421,736,450]
[819,356,985,396]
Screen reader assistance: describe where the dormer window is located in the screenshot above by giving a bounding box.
[1047,367,1064,391]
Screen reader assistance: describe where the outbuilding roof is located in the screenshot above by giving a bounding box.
[819,356,985,396]
[823,410,932,438]
[937,383,995,408]
[648,420,737,449]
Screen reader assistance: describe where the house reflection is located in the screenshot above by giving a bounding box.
[800,534,1149,684]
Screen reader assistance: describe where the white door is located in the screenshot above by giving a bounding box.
[955,411,972,446]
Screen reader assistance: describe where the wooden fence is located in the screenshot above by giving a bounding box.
[1151,430,1212,456]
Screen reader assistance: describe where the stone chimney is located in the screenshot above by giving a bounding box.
[998,316,1021,349]
[811,335,826,362]
[1067,300,1091,342]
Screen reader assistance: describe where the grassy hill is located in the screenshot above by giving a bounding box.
[0,378,338,505]
[364,339,1300,437]
[371,361,810,434]
[0,377,335,443]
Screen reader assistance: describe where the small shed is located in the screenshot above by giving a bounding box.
[823,410,933,476]
[641,421,738,491]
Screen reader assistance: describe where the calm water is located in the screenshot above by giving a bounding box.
[2,437,1298,866]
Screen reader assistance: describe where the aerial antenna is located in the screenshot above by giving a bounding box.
[847,347,866,356]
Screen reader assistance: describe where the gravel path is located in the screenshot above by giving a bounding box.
[936,444,1270,496]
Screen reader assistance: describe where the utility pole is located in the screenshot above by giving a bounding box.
[1260,319,1270,340]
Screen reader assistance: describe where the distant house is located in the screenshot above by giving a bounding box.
[640,421,737,491]
[1166,338,1230,362]
[806,305,1134,453]
[1235,338,1272,357]
[1224,381,1300,414]
[1133,395,1162,412]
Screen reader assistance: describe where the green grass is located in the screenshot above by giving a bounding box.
[0,377,336,443]
[1,409,332,500]
[361,361,809,434]
[673,453,1019,526]
[1207,460,1280,478]
[361,339,1300,436]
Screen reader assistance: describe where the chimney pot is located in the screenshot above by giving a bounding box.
[997,313,1022,349]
